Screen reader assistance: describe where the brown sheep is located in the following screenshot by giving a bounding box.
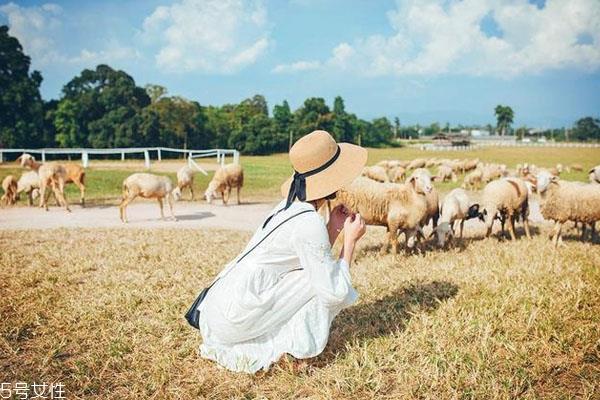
[1,175,18,206]
[481,178,531,240]
[205,164,244,205]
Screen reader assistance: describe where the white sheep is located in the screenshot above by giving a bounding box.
[462,168,483,190]
[481,177,531,240]
[119,173,179,223]
[536,171,600,245]
[407,158,427,170]
[434,164,457,183]
[407,168,439,231]
[362,165,390,183]
[17,153,71,212]
[433,188,483,247]
[589,165,600,184]
[205,164,244,205]
[1,175,18,206]
[332,176,428,253]
[16,171,41,206]
[387,166,406,183]
[173,165,196,201]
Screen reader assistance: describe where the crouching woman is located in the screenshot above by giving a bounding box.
[190,130,367,373]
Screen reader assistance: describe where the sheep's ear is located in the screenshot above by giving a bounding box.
[409,176,417,189]
[467,203,480,219]
[550,175,559,183]
[589,168,595,174]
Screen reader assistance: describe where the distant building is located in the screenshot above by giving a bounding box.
[470,129,491,137]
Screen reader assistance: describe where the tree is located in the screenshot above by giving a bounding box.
[494,105,514,136]
[572,117,600,142]
[394,117,400,139]
[145,84,167,103]
[0,25,45,148]
[292,97,333,141]
[332,96,355,143]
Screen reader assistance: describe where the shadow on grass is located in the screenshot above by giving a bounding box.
[309,280,459,368]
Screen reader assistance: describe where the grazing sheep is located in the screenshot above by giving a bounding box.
[536,171,600,245]
[425,158,438,168]
[461,158,480,173]
[387,166,406,183]
[333,176,428,253]
[571,163,583,172]
[434,164,457,183]
[362,165,390,183]
[408,168,439,231]
[481,178,531,240]
[119,173,178,223]
[17,153,85,206]
[205,164,244,205]
[17,153,71,211]
[407,158,427,170]
[482,163,506,183]
[589,165,600,184]
[174,165,196,200]
[433,188,483,247]
[462,168,483,190]
[1,175,18,206]
[16,171,41,206]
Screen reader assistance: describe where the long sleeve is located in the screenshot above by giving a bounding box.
[292,214,358,308]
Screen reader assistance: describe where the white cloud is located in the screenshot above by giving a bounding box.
[272,60,321,73]
[0,2,139,67]
[284,0,600,77]
[140,0,270,73]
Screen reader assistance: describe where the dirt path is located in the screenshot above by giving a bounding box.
[0,198,546,233]
[0,201,278,231]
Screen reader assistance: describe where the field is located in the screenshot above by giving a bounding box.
[1,147,598,204]
[1,146,599,399]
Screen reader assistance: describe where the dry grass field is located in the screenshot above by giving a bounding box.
[1,224,599,399]
[1,146,599,398]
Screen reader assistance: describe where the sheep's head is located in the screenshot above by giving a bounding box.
[467,203,484,221]
[535,171,558,194]
[204,181,219,204]
[408,173,433,194]
[172,187,182,202]
[433,222,453,247]
[17,153,35,168]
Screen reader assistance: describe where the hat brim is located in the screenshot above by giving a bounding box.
[280,142,368,201]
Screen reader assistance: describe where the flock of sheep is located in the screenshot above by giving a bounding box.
[332,158,600,250]
[0,153,245,222]
[1,152,599,248]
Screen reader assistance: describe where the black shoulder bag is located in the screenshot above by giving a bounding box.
[184,208,314,330]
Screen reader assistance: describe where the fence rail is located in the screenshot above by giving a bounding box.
[417,142,600,151]
[0,147,240,169]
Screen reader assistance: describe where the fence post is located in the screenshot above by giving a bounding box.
[121,152,125,161]
[41,150,46,162]
[144,150,150,169]
[0,151,3,163]
[234,150,239,165]
[82,152,89,168]
[157,148,162,162]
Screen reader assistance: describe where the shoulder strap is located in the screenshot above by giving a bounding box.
[236,209,314,265]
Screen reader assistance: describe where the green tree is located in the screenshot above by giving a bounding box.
[332,96,355,143]
[292,97,333,141]
[0,25,45,147]
[494,105,514,136]
[54,99,81,147]
[572,117,600,141]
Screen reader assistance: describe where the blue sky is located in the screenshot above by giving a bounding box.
[1,0,599,128]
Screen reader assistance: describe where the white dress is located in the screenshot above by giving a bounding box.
[196,200,358,373]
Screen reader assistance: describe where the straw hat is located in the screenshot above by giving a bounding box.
[280,130,367,202]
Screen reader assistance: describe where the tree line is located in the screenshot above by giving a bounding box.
[1,26,598,155]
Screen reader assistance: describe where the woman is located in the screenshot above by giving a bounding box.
[195,130,368,373]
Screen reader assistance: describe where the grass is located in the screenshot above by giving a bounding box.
[1,147,598,205]
[1,226,599,399]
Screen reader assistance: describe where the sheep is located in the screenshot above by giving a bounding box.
[434,164,457,183]
[362,165,389,183]
[332,176,428,253]
[589,165,600,184]
[481,177,531,240]
[205,164,244,205]
[119,173,179,223]
[17,153,85,206]
[425,158,438,168]
[433,188,483,247]
[481,163,506,183]
[571,163,583,172]
[16,171,41,206]
[387,166,406,183]
[461,158,480,173]
[173,165,196,201]
[536,171,600,245]
[407,168,439,231]
[407,158,426,170]
[462,168,483,190]
[1,175,18,206]
[16,154,70,212]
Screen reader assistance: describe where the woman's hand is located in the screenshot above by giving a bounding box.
[341,213,366,264]
[327,204,350,244]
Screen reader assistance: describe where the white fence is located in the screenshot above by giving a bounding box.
[0,147,240,169]
[418,142,600,151]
